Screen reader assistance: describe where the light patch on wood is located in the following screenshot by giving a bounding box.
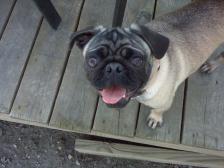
[0,0,42,113]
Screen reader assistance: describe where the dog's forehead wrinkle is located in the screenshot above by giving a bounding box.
[102,27,124,37]
[112,30,118,42]
[114,38,131,48]
[87,27,150,57]
[127,46,145,55]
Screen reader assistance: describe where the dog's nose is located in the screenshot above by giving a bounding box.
[105,63,124,75]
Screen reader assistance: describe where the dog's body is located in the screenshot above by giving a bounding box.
[71,0,224,129]
[135,0,224,127]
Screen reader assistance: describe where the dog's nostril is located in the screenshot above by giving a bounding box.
[116,64,123,73]
[106,65,112,73]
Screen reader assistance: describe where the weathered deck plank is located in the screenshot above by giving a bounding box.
[0,0,42,113]
[49,0,117,132]
[11,0,83,122]
[93,100,139,137]
[182,46,224,151]
[76,139,224,168]
[0,0,15,37]
[0,0,15,38]
[92,0,155,137]
[135,0,191,143]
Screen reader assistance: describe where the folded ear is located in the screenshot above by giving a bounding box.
[130,24,169,59]
[70,26,104,50]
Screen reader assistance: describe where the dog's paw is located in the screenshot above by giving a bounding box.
[200,61,219,73]
[147,111,163,129]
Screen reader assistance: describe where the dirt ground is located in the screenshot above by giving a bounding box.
[0,120,199,168]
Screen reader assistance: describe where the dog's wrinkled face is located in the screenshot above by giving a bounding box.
[84,28,152,108]
[71,25,169,108]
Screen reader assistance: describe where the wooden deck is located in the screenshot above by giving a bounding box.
[0,0,224,166]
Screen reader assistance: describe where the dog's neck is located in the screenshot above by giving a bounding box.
[137,54,169,100]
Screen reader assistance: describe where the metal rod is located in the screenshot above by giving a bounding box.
[112,0,127,27]
[33,0,61,30]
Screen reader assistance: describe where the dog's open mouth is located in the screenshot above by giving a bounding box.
[100,86,126,104]
[99,85,142,108]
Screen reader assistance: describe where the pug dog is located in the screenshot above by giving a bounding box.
[70,0,224,129]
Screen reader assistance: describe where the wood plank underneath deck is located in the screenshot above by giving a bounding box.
[182,46,224,151]
[10,0,83,122]
[75,139,224,168]
[49,0,117,132]
[0,0,42,113]
[92,0,156,138]
[1,111,224,157]
[135,0,191,143]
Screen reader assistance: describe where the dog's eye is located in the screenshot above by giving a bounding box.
[88,58,98,67]
[121,48,133,57]
[98,46,108,57]
[131,57,143,66]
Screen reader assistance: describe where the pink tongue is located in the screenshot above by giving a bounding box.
[101,86,126,104]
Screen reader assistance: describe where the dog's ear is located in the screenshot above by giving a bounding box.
[130,24,169,59]
[70,26,104,50]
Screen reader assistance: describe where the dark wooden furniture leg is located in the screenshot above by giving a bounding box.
[33,0,61,30]
[112,0,127,27]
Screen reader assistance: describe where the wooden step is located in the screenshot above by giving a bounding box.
[75,139,224,168]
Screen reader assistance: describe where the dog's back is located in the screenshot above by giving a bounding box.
[146,0,224,76]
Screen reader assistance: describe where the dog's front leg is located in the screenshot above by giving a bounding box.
[146,94,174,129]
[147,107,171,129]
[147,109,164,129]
